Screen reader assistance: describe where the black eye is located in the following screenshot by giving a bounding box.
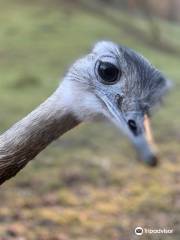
[98,61,120,84]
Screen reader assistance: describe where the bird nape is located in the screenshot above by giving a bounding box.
[0,41,170,185]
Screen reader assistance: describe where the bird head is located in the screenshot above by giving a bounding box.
[60,41,170,166]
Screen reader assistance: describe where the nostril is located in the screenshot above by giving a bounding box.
[128,119,137,134]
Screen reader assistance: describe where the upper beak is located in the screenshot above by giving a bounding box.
[98,92,158,167]
[131,116,158,167]
[123,114,158,167]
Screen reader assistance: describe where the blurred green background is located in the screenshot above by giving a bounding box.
[0,0,180,239]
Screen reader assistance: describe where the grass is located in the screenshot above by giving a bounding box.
[0,0,180,239]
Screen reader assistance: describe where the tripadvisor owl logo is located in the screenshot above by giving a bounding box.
[135,226,173,236]
[135,227,143,235]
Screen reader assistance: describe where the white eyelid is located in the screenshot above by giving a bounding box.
[97,55,118,66]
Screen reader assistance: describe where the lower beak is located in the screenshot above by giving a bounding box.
[142,115,158,166]
[144,115,157,153]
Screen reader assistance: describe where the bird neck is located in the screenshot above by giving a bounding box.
[0,88,80,185]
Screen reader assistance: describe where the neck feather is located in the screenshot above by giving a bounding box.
[0,89,80,185]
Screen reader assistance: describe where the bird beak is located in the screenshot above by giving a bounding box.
[98,91,158,166]
[143,115,157,153]
[132,115,158,167]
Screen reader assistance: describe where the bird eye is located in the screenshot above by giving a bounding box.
[98,61,120,84]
